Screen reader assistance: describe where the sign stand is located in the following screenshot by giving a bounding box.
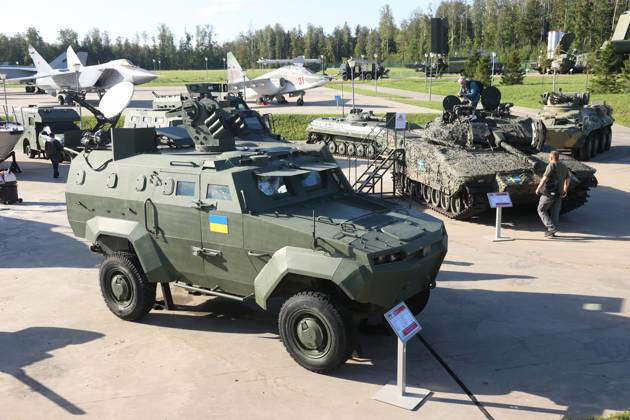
[486,192,515,242]
[373,303,432,411]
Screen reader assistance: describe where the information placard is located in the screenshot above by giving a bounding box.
[487,192,513,208]
[395,112,407,130]
[384,302,421,342]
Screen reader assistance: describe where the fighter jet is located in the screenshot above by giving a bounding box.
[227,52,331,106]
[10,45,157,105]
[256,56,322,66]
[0,51,87,93]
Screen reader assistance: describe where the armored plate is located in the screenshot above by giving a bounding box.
[381,221,425,242]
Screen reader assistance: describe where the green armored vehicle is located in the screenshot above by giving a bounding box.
[539,91,614,161]
[65,83,448,372]
[393,90,598,219]
[15,106,83,160]
[306,109,418,158]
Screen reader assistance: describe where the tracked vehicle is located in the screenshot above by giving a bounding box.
[65,83,447,372]
[393,89,598,219]
[538,91,614,161]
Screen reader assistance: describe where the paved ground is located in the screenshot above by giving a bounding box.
[1,86,630,419]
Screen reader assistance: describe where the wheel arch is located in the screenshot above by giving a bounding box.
[86,216,173,283]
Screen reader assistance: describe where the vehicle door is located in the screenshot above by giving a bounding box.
[147,169,205,284]
[198,171,256,297]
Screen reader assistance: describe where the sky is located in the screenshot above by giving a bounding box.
[3,0,435,44]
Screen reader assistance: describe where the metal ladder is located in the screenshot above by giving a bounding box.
[352,148,403,194]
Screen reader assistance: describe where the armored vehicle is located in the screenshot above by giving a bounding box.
[306,109,420,158]
[15,106,83,160]
[65,83,448,372]
[538,91,614,161]
[339,61,389,81]
[393,89,598,219]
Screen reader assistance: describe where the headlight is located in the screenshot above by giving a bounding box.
[373,251,406,265]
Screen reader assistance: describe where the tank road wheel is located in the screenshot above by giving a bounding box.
[421,184,431,203]
[450,195,463,214]
[605,127,612,151]
[278,291,352,373]
[365,144,376,159]
[346,143,356,156]
[356,144,366,158]
[99,254,156,321]
[336,142,347,156]
[307,132,319,144]
[327,141,337,154]
[430,188,440,207]
[439,192,451,212]
[406,289,431,316]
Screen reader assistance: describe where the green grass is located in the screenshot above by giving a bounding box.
[583,412,630,420]
[269,112,436,141]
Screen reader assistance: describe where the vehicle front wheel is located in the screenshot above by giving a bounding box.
[278,291,353,373]
[99,253,156,321]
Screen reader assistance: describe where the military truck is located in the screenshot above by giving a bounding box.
[339,61,389,80]
[65,83,448,372]
[539,91,614,161]
[15,106,83,160]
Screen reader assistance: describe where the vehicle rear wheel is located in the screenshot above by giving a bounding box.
[605,128,612,151]
[99,253,156,321]
[406,288,431,315]
[579,138,592,161]
[365,73,373,80]
[589,134,598,158]
[278,291,352,373]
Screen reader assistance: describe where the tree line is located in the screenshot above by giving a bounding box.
[0,0,627,70]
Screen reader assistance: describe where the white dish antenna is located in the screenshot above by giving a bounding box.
[98,81,134,119]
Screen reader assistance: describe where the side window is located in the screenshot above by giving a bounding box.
[175,181,196,197]
[258,176,288,197]
[301,171,322,190]
[206,184,232,200]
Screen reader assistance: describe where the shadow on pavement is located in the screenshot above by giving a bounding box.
[0,327,104,415]
[0,215,99,269]
[139,284,629,418]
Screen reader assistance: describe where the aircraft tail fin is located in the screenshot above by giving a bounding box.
[66,46,83,69]
[227,52,248,83]
[28,45,53,75]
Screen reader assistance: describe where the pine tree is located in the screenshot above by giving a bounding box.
[474,55,492,85]
[464,52,480,78]
[501,49,525,85]
[591,42,622,93]
[621,58,630,93]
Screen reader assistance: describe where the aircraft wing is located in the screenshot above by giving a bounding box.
[5,75,37,82]
[227,78,280,95]
[49,68,104,89]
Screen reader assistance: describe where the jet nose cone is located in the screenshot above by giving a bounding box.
[133,70,158,85]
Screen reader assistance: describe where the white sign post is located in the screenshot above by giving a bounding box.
[372,302,431,411]
[487,192,514,242]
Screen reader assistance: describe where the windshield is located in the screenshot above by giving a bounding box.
[258,176,288,197]
[244,116,264,131]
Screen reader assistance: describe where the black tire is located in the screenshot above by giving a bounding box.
[99,253,156,321]
[296,97,304,106]
[365,73,373,80]
[406,288,431,315]
[278,291,353,373]
[589,134,598,158]
[579,138,591,161]
[605,128,612,151]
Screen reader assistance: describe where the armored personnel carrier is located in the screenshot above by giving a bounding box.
[538,91,614,161]
[393,89,598,219]
[306,109,420,158]
[65,83,448,372]
[15,106,83,160]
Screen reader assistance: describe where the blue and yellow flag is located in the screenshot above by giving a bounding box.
[208,215,228,234]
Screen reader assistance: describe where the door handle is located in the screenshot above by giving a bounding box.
[192,246,222,257]
[247,250,270,257]
[190,200,216,210]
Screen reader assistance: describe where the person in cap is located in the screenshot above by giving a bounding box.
[44,131,64,178]
[457,76,483,109]
[535,150,570,238]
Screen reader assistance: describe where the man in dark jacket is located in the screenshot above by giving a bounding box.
[44,133,63,178]
[535,150,570,237]
[457,76,483,108]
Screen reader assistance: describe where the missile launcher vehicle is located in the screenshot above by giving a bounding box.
[393,88,598,219]
[538,91,614,161]
[65,83,448,372]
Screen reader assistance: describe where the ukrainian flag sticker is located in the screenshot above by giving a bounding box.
[209,215,229,234]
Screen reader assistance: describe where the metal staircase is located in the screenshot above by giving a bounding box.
[352,148,404,194]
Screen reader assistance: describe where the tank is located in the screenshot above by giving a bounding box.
[306,109,421,158]
[538,91,614,161]
[396,89,598,219]
[65,83,448,373]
